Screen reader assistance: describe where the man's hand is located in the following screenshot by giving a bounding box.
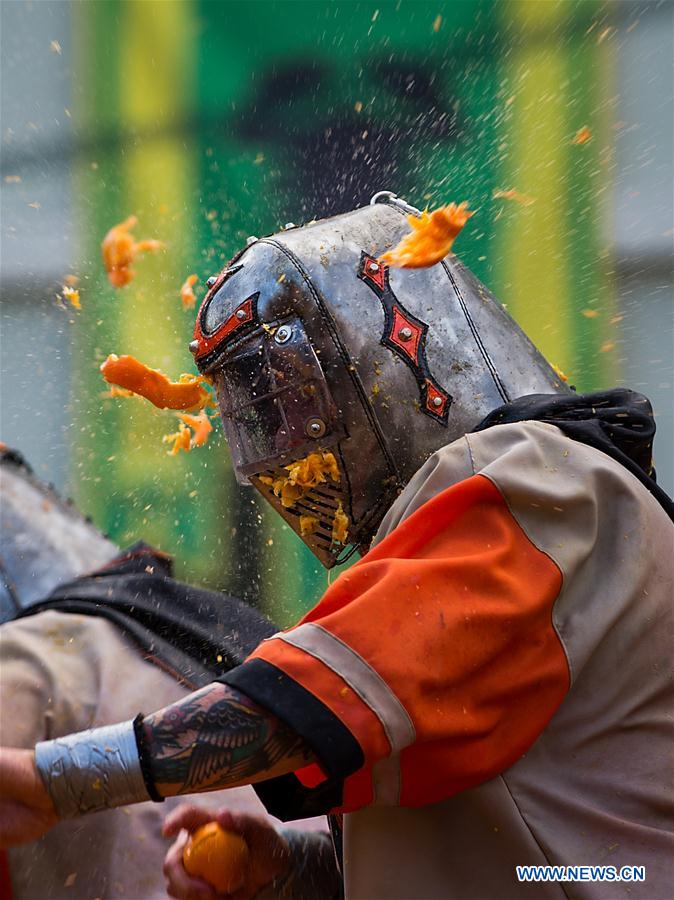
[163,803,292,900]
[0,747,58,848]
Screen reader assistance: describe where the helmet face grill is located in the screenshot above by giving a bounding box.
[251,465,352,568]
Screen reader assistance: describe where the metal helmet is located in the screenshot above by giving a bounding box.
[191,192,570,568]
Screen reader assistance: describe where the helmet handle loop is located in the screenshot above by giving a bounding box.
[369,191,421,218]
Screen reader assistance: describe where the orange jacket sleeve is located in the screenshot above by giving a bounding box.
[222,474,569,812]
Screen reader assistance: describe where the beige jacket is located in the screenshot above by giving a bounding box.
[343,422,673,899]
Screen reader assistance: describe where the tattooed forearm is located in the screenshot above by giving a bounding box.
[142,683,315,797]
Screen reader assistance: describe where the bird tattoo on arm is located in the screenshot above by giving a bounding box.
[142,682,314,796]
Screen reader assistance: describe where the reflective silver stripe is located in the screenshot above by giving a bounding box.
[276,622,416,753]
[372,753,402,805]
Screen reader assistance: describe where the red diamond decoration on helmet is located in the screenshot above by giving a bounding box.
[425,380,449,417]
[388,306,423,364]
[357,249,452,427]
[359,254,387,292]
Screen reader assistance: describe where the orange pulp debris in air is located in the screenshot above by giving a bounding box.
[572,126,592,145]
[163,423,192,456]
[493,188,536,207]
[100,354,210,411]
[180,274,198,310]
[101,215,163,288]
[177,410,213,446]
[61,285,81,309]
[182,823,250,895]
[379,202,474,269]
[163,411,213,456]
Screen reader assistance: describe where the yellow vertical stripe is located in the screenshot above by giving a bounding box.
[495,0,573,376]
[115,1,200,548]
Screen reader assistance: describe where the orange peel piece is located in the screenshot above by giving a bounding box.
[101,215,163,288]
[379,202,474,269]
[100,354,210,410]
[180,274,198,310]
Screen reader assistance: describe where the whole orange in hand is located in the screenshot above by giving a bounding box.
[182,822,250,893]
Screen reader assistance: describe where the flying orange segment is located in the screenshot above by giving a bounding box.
[101,215,163,288]
[100,354,210,410]
[379,202,474,269]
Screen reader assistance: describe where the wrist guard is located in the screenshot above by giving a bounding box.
[34,718,152,818]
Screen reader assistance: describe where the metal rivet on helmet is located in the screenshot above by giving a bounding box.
[282,222,297,231]
[246,235,258,246]
[188,339,199,354]
[274,325,293,344]
[235,309,247,320]
[305,417,327,438]
[206,276,217,287]
[398,327,413,342]
[432,396,443,408]
[368,262,380,273]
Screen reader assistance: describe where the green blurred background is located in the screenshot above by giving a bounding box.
[2,0,672,625]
